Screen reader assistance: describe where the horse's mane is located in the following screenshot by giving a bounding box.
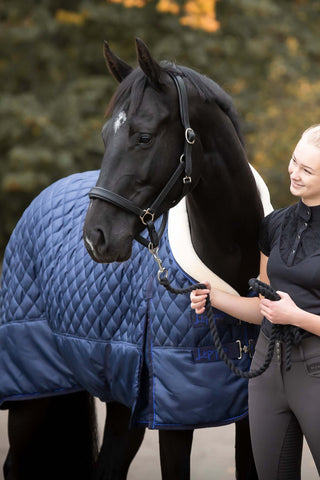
[106,62,245,146]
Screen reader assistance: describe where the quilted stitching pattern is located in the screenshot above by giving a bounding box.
[0,170,259,426]
[0,170,245,346]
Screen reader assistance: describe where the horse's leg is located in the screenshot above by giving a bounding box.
[159,429,194,480]
[235,417,258,480]
[5,391,97,480]
[5,397,51,480]
[93,401,145,480]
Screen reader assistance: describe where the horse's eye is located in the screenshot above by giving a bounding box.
[138,133,152,144]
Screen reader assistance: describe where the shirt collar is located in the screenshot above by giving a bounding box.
[297,200,320,224]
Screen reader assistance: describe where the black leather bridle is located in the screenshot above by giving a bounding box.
[89,73,196,249]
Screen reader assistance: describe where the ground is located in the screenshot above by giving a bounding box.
[0,399,317,479]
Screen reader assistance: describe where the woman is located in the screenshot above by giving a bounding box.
[190,124,320,479]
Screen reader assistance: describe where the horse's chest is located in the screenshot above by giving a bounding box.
[35,218,197,366]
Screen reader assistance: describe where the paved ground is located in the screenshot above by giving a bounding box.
[0,400,318,479]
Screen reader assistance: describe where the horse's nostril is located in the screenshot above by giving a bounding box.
[96,227,106,244]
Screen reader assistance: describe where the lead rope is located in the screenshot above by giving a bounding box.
[249,279,308,371]
[150,246,282,379]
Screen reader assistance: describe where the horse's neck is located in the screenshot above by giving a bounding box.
[186,135,263,294]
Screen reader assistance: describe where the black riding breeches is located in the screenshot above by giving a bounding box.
[248,332,320,480]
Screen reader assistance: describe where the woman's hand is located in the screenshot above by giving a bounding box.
[260,291,299,325]
[190,281,211,315]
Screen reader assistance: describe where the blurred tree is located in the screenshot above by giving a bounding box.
[1,0,320,255]
[210,0,320,207]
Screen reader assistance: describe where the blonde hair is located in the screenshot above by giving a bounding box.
[301,124,320,148]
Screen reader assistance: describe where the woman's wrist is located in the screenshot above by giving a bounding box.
[291,307,306,328]
[291,306,319,331]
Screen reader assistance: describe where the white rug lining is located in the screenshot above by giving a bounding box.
[168,165,273,296]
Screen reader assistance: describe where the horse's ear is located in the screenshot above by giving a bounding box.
[135,38,163,88]
[103,41,133,83]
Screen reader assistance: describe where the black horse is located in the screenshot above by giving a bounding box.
[0,39,271,479]
[83,38,266,479]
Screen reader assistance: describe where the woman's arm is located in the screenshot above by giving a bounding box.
[190,253,269,325]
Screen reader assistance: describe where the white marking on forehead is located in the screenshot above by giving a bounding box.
[114,111,127,134]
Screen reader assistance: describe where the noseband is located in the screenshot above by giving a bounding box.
[88,73,195,249]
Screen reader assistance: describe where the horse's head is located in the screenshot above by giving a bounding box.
[83,39,203,263]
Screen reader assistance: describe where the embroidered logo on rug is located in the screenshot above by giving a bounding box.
[191,310,208,328]
[193,346,219,363]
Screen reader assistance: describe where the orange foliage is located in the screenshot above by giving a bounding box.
[180,0,220,32]
[106,0,220,32]
[55,9,89,25]
[157,0,180,15]
[112,0,146,7]
[108,0,147,8]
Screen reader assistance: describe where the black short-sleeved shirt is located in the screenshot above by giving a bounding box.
[258,200,320,337]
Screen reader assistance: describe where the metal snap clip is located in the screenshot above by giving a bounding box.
[140,208,155,225]
[237,340,249,359]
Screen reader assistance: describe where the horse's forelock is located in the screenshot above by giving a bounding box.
[105,69,148,118]
[104,62,244,147]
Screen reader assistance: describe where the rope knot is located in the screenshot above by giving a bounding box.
[281,325,305,371]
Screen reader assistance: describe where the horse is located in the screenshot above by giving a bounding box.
[0,38,272,479]
[83,38,270,478]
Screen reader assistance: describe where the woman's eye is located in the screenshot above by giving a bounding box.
[138,133,152,144]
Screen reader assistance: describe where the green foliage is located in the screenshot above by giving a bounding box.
[211,0,320,208]
[1,0,320,255]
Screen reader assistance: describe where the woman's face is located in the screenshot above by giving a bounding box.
[288,137,320,206]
